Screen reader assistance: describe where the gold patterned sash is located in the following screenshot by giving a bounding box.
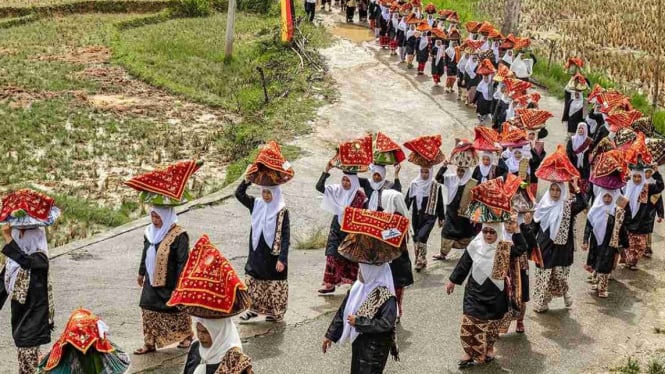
[152,225,185,288]
[271,209,287,256]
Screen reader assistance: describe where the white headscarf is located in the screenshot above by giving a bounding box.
[418,35,429,50]
[476,75,492,100]
[625,170,646,218]
[571,122,590,168]
[145,206,178,286]
[534,182,569,241]
[381,189,408,215]
[251,186,286,250]
[466,223,504,290]
[4,227,48,295]
[505,148,529,174]
[457,53,468,72]
[445,42,456,59]
[568,92,584,117]
[322,173,362,224]
[465,57,478,79]
[381,6,390,21]
[444,167,472,202]
[409,167,434,208]
[192,317,243,374]
[434,41,444,65]
[502,50,513,65]
[391,13,399,29]
[478,152,494,182]
[398,18,407,32]
[510,52,533,78]
[368,165,387,210]
[339,263,395,345]
[587,188,621,244]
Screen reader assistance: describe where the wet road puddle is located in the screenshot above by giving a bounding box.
[330,22,375,43]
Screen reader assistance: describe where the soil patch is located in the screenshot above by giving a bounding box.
[32,45,111,64]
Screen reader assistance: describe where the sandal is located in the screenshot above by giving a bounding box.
[266,316,283,323]
[516,321,525,334]
[318,287,336,294]
[432,254,447,261]
[458,358,476,369]
[628,265,638,271]
[133,345,156,355]
[485,356,495,363]
[239,311,258,321]
[177,336,193,349]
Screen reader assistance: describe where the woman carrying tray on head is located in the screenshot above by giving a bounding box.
[322,208,404,373]
[522,146,587,312]
[235,142,293,322]
[38,308,131,374]
[168,235,254,374]
[317,136,372,295]
[125,161,200,354]
[622,134,664,270]
[0,189,58,374]
[446,179,514,369]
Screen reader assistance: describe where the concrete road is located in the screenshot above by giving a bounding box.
[2,12,665,374]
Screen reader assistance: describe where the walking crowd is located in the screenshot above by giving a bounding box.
[2,1,665,373]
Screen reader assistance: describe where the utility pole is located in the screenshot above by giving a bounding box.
[225,0,237,61]
[654,0,662,113]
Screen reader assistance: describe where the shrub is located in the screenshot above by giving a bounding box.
[175,0,211,17]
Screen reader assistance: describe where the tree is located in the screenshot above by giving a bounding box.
[225,0,237,61]
[501,0,521,36]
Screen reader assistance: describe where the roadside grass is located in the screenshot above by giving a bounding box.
[0,5,334,245]
[0,0,166,7]
[612,357,665,374]
[111,11,335,185]
[294,225,328,250]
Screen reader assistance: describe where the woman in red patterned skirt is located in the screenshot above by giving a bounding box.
[316,160,367,294]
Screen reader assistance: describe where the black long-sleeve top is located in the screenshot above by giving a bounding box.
[316,172,366,257]
[566,138,592,179]
[138,230,190,312]
[449,249,508,320]
[523,192,587,268]
[2,240,51,347]
[471,163,508,183]
[435,166,477,239]
[623,172,665,234]
[325,291,397,343]
[583,215,629,273]
[235,181,290,280]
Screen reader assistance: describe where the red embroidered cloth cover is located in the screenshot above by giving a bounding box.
[341,207,410,248]
[625,132,653,167]
[535,144,581,182]
[471,178,512,213]
[338,135,373,167]
[473,126,501,151]
[125,160,202,200]
[404,134,443,161]
[44,308,115,370]
[167,235,248,314]
[516,109,552,130]
[0,189,54,222]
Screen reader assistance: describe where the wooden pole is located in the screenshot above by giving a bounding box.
[654,0,662,113]
[225,0,237,62]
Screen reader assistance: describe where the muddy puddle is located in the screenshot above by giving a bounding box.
[330,22,375,43]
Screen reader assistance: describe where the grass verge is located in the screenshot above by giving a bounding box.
[294,225,328,250]
[111,10,335,185]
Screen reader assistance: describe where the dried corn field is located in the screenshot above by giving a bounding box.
[478,0,665,105]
